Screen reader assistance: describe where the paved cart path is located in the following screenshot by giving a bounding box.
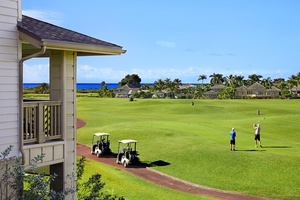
[76,119,274,200]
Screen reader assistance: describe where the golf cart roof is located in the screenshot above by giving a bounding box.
[94,133,110,137]
[118,139,138,144]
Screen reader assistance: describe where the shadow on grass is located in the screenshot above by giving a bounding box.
[122,160,171,169]
[142,160,171,167]
[262,146,292,148]
[235,149,266,152]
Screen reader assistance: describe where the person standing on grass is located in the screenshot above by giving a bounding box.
[253,124,262,147]
[230,128,236,151]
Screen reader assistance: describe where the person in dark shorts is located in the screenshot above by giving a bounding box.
[230,128,236,151]
[253,124,262,147]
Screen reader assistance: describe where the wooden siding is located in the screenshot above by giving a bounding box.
[0,0,20,156]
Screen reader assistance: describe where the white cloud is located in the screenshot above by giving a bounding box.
[77,65,128,83]
[156,41,176,48]
[23,63,49,83]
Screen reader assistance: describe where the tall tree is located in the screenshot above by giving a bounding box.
[197,75,207,88]
[118,74,141,87]
[235,75,245,87]
[154,79,165,91]
[209,73,224,85]
[100,81,106,88]
[247,74,263,85]
[272,78,285,88]
[261,77,273,89]
[173,78,182,86]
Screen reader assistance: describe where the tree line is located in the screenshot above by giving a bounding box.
[98,72,300,99]
[28,72,300,99]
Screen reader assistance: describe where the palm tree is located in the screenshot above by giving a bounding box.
[168,81,179,98]
[209,73,224,85]
[235,75,245,87]
[277,80,287,90]
[173,78,182,87]
[261,77,273,89]
[197,75,207,88]
[247,74,263,85]
[272,78,285,88]
[286,79,297,95]
[154,79,165,91]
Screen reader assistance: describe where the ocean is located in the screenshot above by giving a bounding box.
[23,83,156,90]
[23,83,119,90]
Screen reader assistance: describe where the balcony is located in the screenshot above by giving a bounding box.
[23,101,62,144]
[23,101,64,166]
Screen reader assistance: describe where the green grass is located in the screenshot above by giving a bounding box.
[76,98,300,200]
[80,157,213,200]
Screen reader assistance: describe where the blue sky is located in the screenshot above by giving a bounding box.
[22,0,300,83]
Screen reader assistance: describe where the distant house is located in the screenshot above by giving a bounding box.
[266,86,281,97]
[235,82,280,98]
[179,84,196,90]
[202,84,224,98]
[291,85,300,96]
[246,82,266,97]
[210,84,225,92]
[115,84,139,98]
[0,2,126,198]
[152,90,167,98]
[202,82,280,99]
[203,90,218,98]
[235,85,248,97]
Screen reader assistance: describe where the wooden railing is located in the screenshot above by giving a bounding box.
[23,101,62,144]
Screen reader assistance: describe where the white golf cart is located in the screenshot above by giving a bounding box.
[91,133,111,157]
[116,139,140,167]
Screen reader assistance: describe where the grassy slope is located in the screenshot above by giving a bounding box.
[77,98,300,200]
[81,157,213,200]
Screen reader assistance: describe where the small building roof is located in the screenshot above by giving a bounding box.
[247,82,265,91]
[179,84,196,89]
[18,15,126,57]
[117,84,139,90]
[203,90,218,95]
[235,85,248,91]
[291,85,300,92]
[210,84,225,90]
[267,86,281,92]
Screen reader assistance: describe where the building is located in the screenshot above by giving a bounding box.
[115,84,139,98]
[203,84,224,98]
[0,1,126,198]
[235,82,280,98]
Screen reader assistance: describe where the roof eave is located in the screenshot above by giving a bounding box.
[43,39,127,56]
[19,29,127,56]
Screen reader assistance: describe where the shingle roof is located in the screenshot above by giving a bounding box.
[18,15,126,56]
[18,15,122,48]
[247,82,265,90]
[204,90,218,95]
[267,86,281,91]
[210,84,225,90]
[236,85,247,91]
